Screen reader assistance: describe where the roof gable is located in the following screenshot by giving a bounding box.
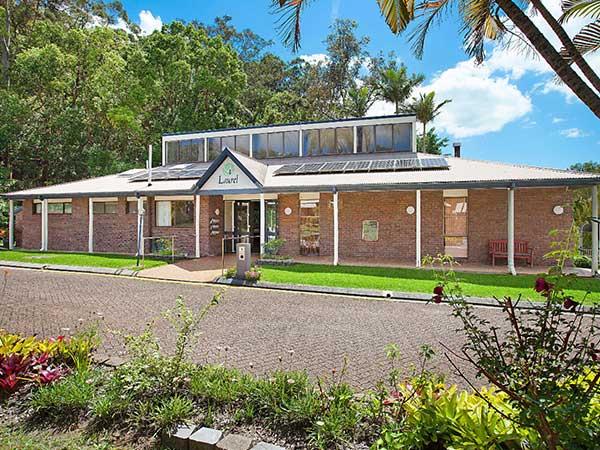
[194,148,264,193]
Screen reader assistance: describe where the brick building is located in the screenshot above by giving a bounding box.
[4,115,600,274]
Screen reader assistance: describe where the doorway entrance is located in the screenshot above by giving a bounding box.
[223,200,278,253]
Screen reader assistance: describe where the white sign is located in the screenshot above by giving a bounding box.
[201,157,257,191]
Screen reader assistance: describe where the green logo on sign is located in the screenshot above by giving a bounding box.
[222,162,234,176]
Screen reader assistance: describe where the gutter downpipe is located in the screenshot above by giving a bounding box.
[136,193,144,267]
[508,184,517,276]
[333,188,339,266]
[8,199,14,250]
[88,198,94,253]
[416,190,421,268]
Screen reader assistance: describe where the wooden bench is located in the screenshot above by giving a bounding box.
[488,240,534,267]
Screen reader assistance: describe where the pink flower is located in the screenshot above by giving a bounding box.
[563,297,578,310]
[433,285,444,296]
[432,295,442,304]
[38,367,64,384]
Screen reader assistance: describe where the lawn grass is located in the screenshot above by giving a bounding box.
[260,263,600,303]
[0,425,122,450]
[0,249,167,270]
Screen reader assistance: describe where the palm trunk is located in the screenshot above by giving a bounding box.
[529,0,600,94]
[495,0,600,118]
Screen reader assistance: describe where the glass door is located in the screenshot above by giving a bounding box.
[444,196,468,258]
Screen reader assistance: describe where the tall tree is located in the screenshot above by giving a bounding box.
[272,0,600,118]
[374,64,424,114]
[410,91,451,145]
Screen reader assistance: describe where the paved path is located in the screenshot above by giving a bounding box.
[0,268,508,388]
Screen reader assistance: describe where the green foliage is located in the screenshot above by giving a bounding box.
[150,395,195,430]
[262,238,286,257]
[416,128,448,155]
[574,254,592,268]
[30,370,98,420]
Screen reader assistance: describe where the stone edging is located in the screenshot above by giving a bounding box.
[0,260,140,277]
[163,424,285,450]
[214,277,597,313]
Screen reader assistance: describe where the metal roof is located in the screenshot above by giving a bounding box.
[3,149,600,200]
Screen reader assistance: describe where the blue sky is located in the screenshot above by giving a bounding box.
[121,0,599,169]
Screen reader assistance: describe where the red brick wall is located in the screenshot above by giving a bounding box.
[277,194,300,257]
[468,187,573,265]
[198,195,224,257]
[93,198,138,254]
[320,193,333,257]
[338,191,416,261]
[20,199,42,250]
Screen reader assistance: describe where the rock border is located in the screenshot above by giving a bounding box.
[163,425,285,450]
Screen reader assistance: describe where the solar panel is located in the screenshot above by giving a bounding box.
[345,160,371,172]
[320,161,348,173]
[177,169,206,179]
[370,160,396,171]
[395,158,420,170]
[297,163,325,174]
[274,164,302,175]
[420,157,448,169]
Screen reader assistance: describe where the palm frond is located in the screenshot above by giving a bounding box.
[272,0,313,52]
[408,0,454,59]
[560,0,600,22]
[560,21,600,59]
[460,0,506,63]
[376,0,415,34]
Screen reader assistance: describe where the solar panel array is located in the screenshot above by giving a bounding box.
[273,157,447,176]
[129,165,207,182]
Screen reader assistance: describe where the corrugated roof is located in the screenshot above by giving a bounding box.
[3,151,600,199]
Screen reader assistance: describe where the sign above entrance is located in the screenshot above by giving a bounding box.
[200,157,259,192]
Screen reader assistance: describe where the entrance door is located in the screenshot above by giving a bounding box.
[233,201,260,253]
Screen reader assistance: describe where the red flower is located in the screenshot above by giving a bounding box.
[592,350,599,362]
[57,335,65,342]
[432,295,442,304]
[433,285,444,296]
[534,277,553,295]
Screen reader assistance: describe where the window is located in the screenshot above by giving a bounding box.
[235,135,250,155]
[155,200,194,227]
[268,132,284,157]
[444,196,468,258]
[358,125,375,153]
[35,202,71,214]
[283,131,299,157]
[358,123,412,153]
[208,137,221,161]
[362,220,379,241]
[127,200,147,214]
[375,124,393,152]
[300,200,320,256]
[166,139,203,164]
[93,202,118,214]
[303,129,320,156]
[336,127,353,154]
[251,134,268,159]
[320,128,335,155]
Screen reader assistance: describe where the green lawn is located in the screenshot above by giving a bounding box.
[0,249,167,270]
[260,263,600,303]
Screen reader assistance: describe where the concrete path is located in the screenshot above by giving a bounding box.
[139,255,235,282]
[0,267,510,389]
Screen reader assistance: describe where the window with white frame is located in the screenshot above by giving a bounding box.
[155,200,194,227]
[93,201,118,214]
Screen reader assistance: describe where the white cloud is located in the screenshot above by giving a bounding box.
[552,117,565,123]
[139,10,162,35]
[299,53,329,65]
[560,128,590,138]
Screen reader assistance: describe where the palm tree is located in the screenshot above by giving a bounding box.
[273,0,600,118]
[559,0,600,60]
[375,66,425,114]
[411,92,451,138]
[345,85,376,117]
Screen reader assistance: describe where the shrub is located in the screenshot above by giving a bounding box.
[573,254,592,268]
[189,365,254,404]
[150,395,194,430]
[262,238,286,257]
[224,266,237,278]
[245,266,261,282]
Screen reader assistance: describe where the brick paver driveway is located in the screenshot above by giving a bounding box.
[0,268,507,388]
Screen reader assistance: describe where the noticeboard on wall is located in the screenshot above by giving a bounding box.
[362,220,379,242]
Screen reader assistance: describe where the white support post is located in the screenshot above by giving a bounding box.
[137,197,145,257]
[88,198,94,253]
[592,185,599,275]
[8,200,14,250]
[249,134,253,158]
[353,126,358,153]
[41,199,48,251]
[416,190,421,267]
[204,138,208,162]
[195,195,201,258]
[259,193,266,256]
[333,190,339,266]
[508,186,516,275]
[298,130,303,156]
